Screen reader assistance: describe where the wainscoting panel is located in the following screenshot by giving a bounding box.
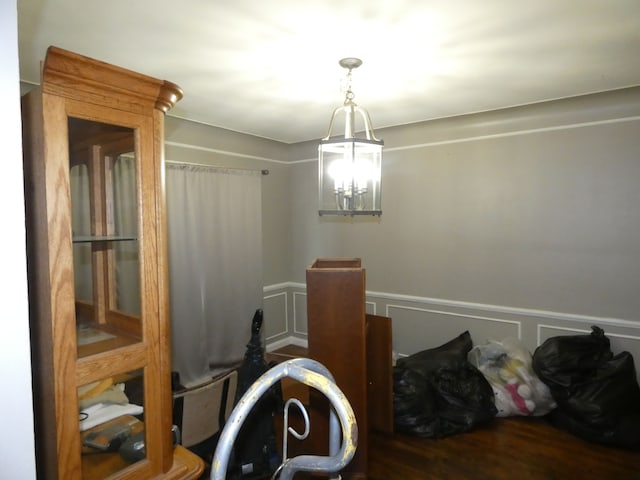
[263,288,288,342]
[293,291,308,335]
[365,301,377,316]
[264,283,640,383]
[386,304,521,356]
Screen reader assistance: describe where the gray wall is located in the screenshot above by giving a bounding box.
[164,88,640,370]
[281,87,640,363]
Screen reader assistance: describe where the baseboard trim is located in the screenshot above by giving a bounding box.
[266,335,308,352]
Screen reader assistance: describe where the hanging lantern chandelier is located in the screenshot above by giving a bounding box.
[318,58,383,216]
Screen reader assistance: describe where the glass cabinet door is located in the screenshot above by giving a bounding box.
[69,117,149,479]
[69,117,142,358]
[79,369,147,477]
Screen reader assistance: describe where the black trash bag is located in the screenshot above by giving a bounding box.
[393,331,497,438]
[532,325,640,448]
[532,325,613,393]
[394,331,472,424]
[396,330,473,377]
[393,367,437,424]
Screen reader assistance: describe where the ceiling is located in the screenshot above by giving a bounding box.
[17,0,640,144]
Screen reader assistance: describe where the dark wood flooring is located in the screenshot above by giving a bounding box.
[369,416,640,480]
[267,345,640,480]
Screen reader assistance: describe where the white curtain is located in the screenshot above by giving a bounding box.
[165,163,263,386]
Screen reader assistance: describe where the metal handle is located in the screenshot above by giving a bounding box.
[210,358,358,480]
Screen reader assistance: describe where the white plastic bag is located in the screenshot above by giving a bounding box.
[468,337,556,417]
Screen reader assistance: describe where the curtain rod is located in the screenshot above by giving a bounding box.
[166,160,269,175]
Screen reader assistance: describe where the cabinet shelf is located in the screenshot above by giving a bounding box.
[77,324,142,359]
[73,235,138,243]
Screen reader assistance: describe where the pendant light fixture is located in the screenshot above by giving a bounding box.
[318,58,383,216]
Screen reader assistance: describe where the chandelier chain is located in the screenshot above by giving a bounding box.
[343,68,355,104]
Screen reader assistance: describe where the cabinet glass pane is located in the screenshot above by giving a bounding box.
[113,155,140,316]
[71,164,93,303]
[80,370,146,478]
[69,117,142,358]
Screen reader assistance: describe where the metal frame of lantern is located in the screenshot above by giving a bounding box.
[318,58,383,216]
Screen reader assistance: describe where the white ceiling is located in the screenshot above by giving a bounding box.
[17,0,640,144]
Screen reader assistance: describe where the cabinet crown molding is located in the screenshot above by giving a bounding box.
[41,45,183,113]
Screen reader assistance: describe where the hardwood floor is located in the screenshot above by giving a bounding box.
[369,416,640,480]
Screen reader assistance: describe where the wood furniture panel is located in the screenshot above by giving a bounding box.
[22,46,203,479]
[306,258,393,479]
[366,314,394,435]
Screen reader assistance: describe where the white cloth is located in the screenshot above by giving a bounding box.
[79,403,144,431]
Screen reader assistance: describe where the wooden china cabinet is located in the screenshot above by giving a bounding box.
[22,46,204,479]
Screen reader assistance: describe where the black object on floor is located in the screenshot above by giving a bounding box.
[533,325,640,448]
[227,309,281,479]
[393,331,497,438]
